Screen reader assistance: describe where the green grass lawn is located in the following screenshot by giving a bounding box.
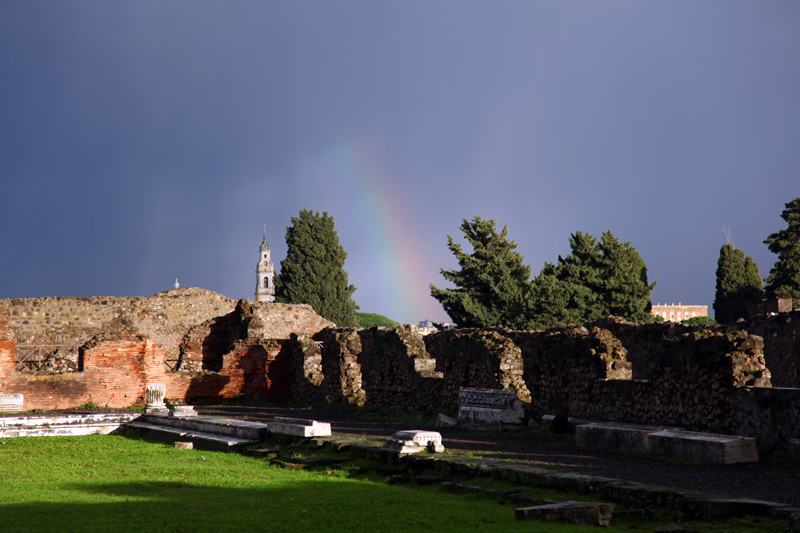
[0,435,605,533]
[0,435,787,532]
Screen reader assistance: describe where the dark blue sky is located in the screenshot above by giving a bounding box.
[1,1,798,323]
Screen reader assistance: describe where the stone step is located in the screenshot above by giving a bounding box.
[125,421,257,452]
[647,429,758,465]
[141,414,270,441]
[576,423,671,453]
[0,413,139,438]
[576,422,758,464]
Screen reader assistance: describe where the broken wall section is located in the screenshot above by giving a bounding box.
[424,329,530,417]
[358,326,443,415]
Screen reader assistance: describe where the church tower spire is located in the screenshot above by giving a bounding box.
[255,224,276,302]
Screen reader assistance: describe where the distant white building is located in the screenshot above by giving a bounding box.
[651,303,708,322]
[255,225,275,302]
[415,319,451,335]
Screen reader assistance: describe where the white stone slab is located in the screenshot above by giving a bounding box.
[268,417,331,437]
[0,394,24,413]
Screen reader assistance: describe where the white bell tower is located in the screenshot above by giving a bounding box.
[255,224,276,302]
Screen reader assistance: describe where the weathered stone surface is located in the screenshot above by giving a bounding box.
[170,405,197,417]
[576,422,663,453]
[435,413,457,427]
[268,417,331,437]
[358,326,443,415]
[458,387,525,430]
[0,393,23,413]
[425,329,531,417]
[319,328,365,407]
[175,441,193,450]
[647,430,758,464]
[515,501,614,526]
[383,430,444,454]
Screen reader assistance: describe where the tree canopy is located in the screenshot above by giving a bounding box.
[274,210,358,327]
[429,216,535,329]
[713,243,763,324]
[431,218,656,330]
[530,231,656,329]
[764,197,800,301]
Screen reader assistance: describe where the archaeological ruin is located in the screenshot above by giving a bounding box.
[1,289,799,450]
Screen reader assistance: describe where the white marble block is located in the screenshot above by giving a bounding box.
[383,430,445,454]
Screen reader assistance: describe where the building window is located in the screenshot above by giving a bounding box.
[677,312,682,320]
[663,312,667,319]
[264,278,269,288]
[670,312,674,321]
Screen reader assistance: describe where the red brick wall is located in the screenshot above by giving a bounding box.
[0,314,293,410]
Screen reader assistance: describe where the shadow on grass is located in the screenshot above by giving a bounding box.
[1,478,592,533]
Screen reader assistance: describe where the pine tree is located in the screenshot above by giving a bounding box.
[274,210,358,327]
[597,231,656,323]
[764,197,800,301]
[713,243,763,324]
[430,216,535,329]
[530,230,655,328]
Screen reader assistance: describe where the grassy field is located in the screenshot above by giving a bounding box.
[0,435,787,532]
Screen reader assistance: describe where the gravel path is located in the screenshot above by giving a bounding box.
[197,404,800,508]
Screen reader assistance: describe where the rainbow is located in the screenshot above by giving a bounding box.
[328,138,435,324]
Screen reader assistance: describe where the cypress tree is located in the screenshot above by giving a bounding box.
[274,210,358,327]
[430,216,535,329]
[764,198,800,301]
[713,243,763,324]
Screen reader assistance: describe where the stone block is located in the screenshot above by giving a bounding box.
[175,441,193,450]
[458,387,524,430]
[515,501,614,526]
[788,438,800,458]
[0,393,24,413]
[435,413,457,428]
[170,405,197,417]
[576,423,662,453]
[268,417,331,437]
[382,430,445,454]
[646,430,758,464]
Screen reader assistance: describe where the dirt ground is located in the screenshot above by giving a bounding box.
[196,404,800,508]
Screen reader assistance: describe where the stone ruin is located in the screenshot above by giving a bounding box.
[1,288,799,451]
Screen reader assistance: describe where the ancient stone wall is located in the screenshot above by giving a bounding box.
[0,288,237,369]
[0,291,333,410]
[734,310,800,388]
[358,326,443,415]
[318,328,365,406]
[424,329,530,416]
[288,332,325,405]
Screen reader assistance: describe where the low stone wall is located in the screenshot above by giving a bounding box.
[287,319,798,447]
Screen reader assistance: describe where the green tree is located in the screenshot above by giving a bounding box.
[764,197,800,301]
[275,210,358,327]
[598,231,657,323]
[355,312,399,328]
[713,243,763,324]
[531,230,656,329]
[430,216,535,329]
